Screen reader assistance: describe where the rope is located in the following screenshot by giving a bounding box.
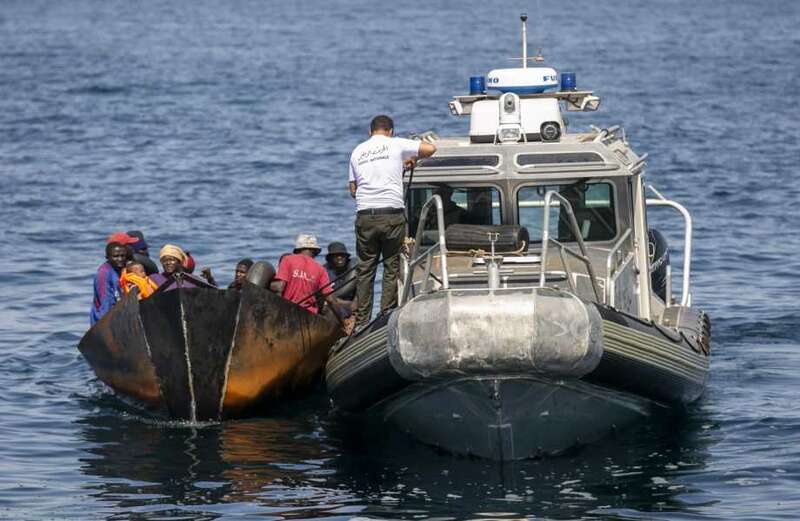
[441,241,529,257]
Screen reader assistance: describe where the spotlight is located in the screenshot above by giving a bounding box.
[541,121,561,141]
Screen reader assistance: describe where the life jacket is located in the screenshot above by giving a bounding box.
[120,269,159,299]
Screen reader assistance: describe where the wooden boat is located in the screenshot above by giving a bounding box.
[78,282,342,421]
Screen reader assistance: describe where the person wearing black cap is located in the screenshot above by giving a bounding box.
[126,230,159,275]
[323,242,358,317]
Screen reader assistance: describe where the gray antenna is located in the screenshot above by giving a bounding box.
[521,13,528,69]
[515,13,544,66]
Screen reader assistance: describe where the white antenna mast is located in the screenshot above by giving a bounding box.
[521,13,528,69]
[517,12,544,66]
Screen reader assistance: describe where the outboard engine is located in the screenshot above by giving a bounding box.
[648,229,670,302]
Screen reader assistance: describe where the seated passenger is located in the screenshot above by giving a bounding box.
[199,258,253,289]
[431,185,466,229]
[228,258,254,290]
[323,242,357,318]
[126,230,159,275]
[270,234,343,319]
[89,232,136,325]
[183,251,196,273]
[120,260,159,299]
[463,190,494,225]
[149,244,214,291]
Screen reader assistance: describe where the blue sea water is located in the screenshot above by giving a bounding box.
[1,0,799,519]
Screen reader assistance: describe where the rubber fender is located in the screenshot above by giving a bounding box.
[648,229,670,301]
[445,224,530,253]
[245,261,275,288]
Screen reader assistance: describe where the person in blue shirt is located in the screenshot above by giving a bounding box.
[90,234,135,326]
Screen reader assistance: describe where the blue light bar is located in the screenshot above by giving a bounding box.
[469,76,486,95]
[560,72,576,91]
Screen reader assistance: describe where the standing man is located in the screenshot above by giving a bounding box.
[348,115,436,327]
[270,234,343,321]
[90,232,136,325]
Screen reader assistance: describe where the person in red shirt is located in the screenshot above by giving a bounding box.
[271,234,344,320]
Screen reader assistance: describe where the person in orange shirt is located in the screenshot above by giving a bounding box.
[120,260,159,299]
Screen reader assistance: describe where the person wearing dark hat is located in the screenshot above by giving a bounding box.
[90,232,136,325]
[126,230,158,275]
[323,241,358,317]
[348,114,436,327]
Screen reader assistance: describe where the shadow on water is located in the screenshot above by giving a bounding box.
[324,407,717,520]
[75,387,716,520]
[75,393,343,519]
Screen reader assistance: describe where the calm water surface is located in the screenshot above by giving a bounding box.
[1,0,799,519]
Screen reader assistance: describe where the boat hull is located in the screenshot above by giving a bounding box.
[377,375,657,460]
[326,293,710,460]
[79,284,342,421]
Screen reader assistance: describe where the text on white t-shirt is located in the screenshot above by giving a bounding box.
[348,135,420,211]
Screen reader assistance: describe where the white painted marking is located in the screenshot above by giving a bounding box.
[181,299,197,423]
[218,298,243,419]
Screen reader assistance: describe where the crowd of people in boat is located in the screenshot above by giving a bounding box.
[90,230,357,328]
[91,115,434,333]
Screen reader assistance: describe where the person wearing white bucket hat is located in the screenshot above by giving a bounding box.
[293,234,321,254]
[271,234,343,319]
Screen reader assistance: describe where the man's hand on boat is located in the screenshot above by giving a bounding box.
[199,267,218,286]
[325,293,349,331]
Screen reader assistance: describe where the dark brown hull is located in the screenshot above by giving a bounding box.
[78,284,342,421]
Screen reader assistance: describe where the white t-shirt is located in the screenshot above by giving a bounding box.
[349,134,421,211]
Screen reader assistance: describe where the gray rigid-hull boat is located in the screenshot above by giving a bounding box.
[79,282,342,421]
[326,16,711,460]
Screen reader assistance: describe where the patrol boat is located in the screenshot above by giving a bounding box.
[326,15,711,460]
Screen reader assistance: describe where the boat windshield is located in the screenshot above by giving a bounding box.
[408,185,502,236]
[518,182,616,242]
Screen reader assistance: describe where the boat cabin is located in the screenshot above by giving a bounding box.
[402,91,693,327]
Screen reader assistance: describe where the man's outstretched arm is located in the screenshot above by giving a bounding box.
[418,142,436,158]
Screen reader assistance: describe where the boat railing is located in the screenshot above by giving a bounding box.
[399,194,449,306]
[538,190,603,302]
[606,228,632,277]
[646,185,693,306]
[605,228,634,308]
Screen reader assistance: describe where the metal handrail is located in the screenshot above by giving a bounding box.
[605,228,632,278]
[539,191,603,302]
[646,186,693,306]
[399,195,449,306]
[415,165,501,174]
